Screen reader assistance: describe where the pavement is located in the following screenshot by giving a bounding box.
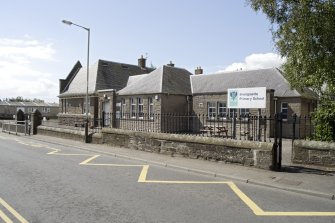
[21,134,335,200]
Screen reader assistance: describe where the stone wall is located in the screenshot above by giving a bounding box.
[102,128,273,169]
[37,126,102,144]
[292,140,335,167]
[58,113,92,127]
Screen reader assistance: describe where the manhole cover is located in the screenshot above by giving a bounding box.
[275,178,302,186]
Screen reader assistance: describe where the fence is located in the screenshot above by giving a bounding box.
[101,113,276,142]
[0,120,31,135]
[291,114,334,141]
[101,112,334,142]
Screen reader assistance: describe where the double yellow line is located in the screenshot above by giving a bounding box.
[0,197,29,223]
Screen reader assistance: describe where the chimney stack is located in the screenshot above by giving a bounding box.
[167,61,175,67]
[138,55,146,69]
[195,66,203,75]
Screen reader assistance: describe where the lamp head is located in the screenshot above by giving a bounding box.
[62,20,73,25]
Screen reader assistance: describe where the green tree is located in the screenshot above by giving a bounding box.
[248,0,335,141]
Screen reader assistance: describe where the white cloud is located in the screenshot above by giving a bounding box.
[218,53,286,73]
[0,37,58,102]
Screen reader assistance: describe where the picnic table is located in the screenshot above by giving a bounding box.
[200,126,228,138]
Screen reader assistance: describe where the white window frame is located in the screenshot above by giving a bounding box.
[218,101,227,119]
[229,108,237,118]
[239,108,250,121]
[137,97,144,119]
[240,108,249,117]
[207,102,216,120]
[130,98,136,118]
[121,98,126,118]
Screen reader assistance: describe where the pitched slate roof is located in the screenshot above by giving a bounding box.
[59,60,154,97]
[117,65,193,96]
[191,68,317,99]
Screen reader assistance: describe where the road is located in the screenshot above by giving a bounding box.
[0,133,334,223]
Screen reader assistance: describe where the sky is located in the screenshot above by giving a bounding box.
[0,0,285,103]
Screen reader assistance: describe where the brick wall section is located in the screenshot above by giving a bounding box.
[160,94,189,114]
[116,94,190,132]
[102,128,273,169]
[292,140,335,167]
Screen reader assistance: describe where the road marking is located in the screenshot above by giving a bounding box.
[138,165,149,183]
[226,181,264,215]
[10,138,335,217]
[0,209,13,223]
[79,155,101,165]
[258,211,335,216]
[138,165,230,184]
[45,147,94,157]
[0,198,29,223]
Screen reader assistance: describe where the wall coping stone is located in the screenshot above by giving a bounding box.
[38,126,102,139]
[102,128,272,151]
[294,140,335,151]
[58,113,87,117]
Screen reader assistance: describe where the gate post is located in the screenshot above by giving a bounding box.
[232,113,237,139]
[102,111,105,128]
[292,113,297,146]
[272,113,282,171]
[278,113,283,170]
[31,110,42,135]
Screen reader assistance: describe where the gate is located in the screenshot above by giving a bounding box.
[1,120,31,136]
[272,113,283,171]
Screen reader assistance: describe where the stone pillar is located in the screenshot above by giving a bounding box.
[31,109,42,135]
[111,91,117,128]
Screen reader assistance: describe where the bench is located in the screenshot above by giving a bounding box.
[216,126,228,138]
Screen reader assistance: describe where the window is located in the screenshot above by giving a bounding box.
[218,102,227,119]
[130,98,136,118]
[229,108,237,118]
[121,98,126,118]
[137,97,143,118]
[42,107,50,113]
[148,97,154,119]
[207,102,216,119]
[240,108,249,118]
[281,102,288,120]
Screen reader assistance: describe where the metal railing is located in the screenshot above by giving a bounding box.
[101,113,276,142]
[1,120,31,135]
[291,114,335,142]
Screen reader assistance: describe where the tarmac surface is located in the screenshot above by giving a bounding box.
[22,134,335,200]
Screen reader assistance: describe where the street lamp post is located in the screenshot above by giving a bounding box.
[62,19,90,143]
